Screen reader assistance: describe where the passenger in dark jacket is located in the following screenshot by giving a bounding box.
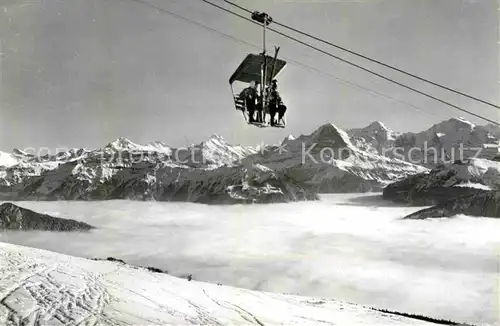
[268,79,286,126]
[240,81,258,123]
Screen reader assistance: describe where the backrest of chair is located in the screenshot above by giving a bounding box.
[234,95,245,111]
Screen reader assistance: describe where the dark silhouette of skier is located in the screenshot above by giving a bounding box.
[268,79,287,126]
[239,81,258,123]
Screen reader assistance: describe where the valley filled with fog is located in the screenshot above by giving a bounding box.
[1,193,497,325]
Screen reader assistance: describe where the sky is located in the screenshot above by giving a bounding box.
[0,0,498,152]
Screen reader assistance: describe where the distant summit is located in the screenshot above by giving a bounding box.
[307,123,353,151]
[104,137,142,151]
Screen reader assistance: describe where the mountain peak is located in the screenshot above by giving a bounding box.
[444,117,475,129]
[425,117,475,137]
[105,137,140,151]
[281,134,296,146]
[369,121,387,128]
[308,123,353,149]
[201,134,228,147]
[348,121,398,144]
[208,133,225,141]
[450,117,473,124]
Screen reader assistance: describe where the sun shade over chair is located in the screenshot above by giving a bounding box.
[229,54,287,84]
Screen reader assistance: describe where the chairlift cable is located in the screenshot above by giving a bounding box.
[119,0,438,118]
[222,0,500,111]
[200,0,500,126]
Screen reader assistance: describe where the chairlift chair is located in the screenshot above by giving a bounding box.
[228,11,287,128]
[229,52,287,128]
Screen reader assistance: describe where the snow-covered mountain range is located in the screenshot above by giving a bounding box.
[383,158,500,205]
[1,117,498,204]
[0,242,465,325]
[347,117,500,165]
[382,157,500,218]
[0,122,426,203]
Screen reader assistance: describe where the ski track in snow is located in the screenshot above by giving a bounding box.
[0,242,439,326]
[0,251,114,325]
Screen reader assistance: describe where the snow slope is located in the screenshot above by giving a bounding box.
[0,152,19,168]
[0,242,438,325]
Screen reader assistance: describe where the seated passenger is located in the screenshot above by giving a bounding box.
[268,79,284,126]
[239,81,258,123]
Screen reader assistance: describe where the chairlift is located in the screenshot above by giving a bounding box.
[228,11,287,128]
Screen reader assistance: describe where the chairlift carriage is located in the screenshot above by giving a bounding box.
[229,11,287,128]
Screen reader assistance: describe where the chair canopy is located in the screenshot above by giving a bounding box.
[229,53,286,85]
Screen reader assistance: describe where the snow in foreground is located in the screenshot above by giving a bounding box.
[1,194,498,325]
[0,242,438,326]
